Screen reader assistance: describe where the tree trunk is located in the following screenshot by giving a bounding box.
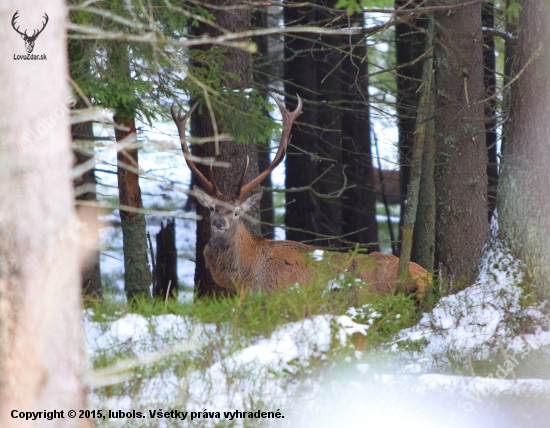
[284,0,343,247]
[191,0,260,298]
[252,8,274,239]
[283,2,319,244]
[501,0,518,155]
[153,220,178,299]
[395,0,425,255]
[397,25,434,293]
[498,0,550,299]
[341,12,379,251]
[115,117,152,300]
[314,3,343,248]
[482,3,499,221]
[73,120,103,299]
[433,0,488,286]
[69,40,103,298]
[411,85,436,272]
[0,2,87,423]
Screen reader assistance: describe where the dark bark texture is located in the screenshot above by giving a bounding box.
[498,0,550,298]
[153,220,178,299]
[252,8,275,239]
[482,3,499,221]
[69,39,103,298]
[433,0,488,285]
[341,12,379,250]
[191,0,260,298]
[501,1,518,155]
[284,0,350,248]
[283,2,320,244]
[115,117,152,300]
[397,30,433,293]
[313,7,343,248]
[395,0,425,253]
[73,120,103,298]
[411,86,436,272]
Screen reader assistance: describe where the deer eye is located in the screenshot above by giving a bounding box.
[209,207,214,212]
[234,210,239,217]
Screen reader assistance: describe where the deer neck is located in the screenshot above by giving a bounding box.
[206,220,260,290]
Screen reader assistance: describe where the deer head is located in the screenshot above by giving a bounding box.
[11,11,49,54]
[171,94,302,235]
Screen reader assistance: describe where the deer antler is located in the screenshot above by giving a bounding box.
[31,13,49,40]
[171,102,222,197]
[11,12,49,39]
[236,94,302,201]
[11,11,26,37]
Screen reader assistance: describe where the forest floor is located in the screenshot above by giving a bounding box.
[87,212,550,427]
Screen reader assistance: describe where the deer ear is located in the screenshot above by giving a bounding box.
[193,185,215,209]
[241,191,263,212]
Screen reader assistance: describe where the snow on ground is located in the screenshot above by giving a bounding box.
[85,212,550,426]
[85,311,369,420]
[395,213,550,372]
[85,308,550,427]
[84,310,214,360]
[283,369,550,428]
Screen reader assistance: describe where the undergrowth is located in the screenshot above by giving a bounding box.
[85,273,425,355]
[84,263,433,427]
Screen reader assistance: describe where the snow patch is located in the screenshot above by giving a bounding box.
[396,213,550,370]
[312,249,324,261]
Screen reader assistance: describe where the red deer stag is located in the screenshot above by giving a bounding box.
[171,96,429,298]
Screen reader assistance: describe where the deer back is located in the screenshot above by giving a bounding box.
[308,250,429,299]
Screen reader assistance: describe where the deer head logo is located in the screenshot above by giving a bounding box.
[11,11,49,54]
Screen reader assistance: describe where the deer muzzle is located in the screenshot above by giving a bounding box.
[212,216,227,232]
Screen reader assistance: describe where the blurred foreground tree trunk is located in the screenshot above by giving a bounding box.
[0,1,87,424]
[498,0,550,299]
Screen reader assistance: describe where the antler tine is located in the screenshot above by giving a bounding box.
[236,94,302,200]
[235,156,250,198]
[171,101,221,196]
[209,160,222,196]
[11,11,25,36]
[37,13,49,36]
